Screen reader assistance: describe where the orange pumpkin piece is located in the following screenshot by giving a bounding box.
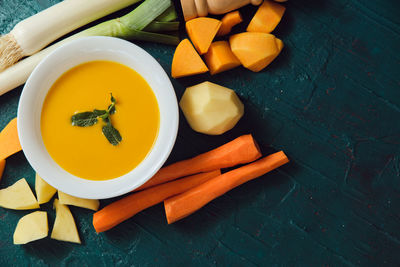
[0,118,22,161]
[0,159,5,181]
[247,0,286,33]
[171,39,209,78]
[186,17,221,55]
[217,11,243,36]
[230,32,284,72]
[204,41,241,75]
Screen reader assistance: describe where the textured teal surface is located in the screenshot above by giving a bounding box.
[1,0,400,266]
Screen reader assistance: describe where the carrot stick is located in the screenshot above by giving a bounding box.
[93,170,221,232]
[0,159,5,181]
[164,151,289,224]
[0,118,22,161]
[217,11,243,36]
[136,134,261,191]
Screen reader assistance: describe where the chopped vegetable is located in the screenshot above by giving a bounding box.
[217,11,243,36]
[171,39,208,78]
[0,178,39,210]
[179,81,244,134]
[186,17,221,54]
[0,0,179,97]
[136,134,261,191]
[35,174,57,205]
[93,170,220,232]
[230,32,283,72]
[0,118,21,161]
[0,159,5,181]
[51,199,81,244]
[13,211,48,244]
[164,151,289,224]
[0,0,143,70]
[247,0,286,33]
[204,41,241,75]
[58,191,99,211]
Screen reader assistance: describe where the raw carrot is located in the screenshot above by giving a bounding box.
[217,11,243,36]
[164,151,289,224]
[136,134,261,191]
[93,170,221,232]
[0,118,22,161]
[0,159,5,181]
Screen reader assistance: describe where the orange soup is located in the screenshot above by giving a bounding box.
[41,61,160,180]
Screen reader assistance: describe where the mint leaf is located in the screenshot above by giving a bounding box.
[93,109,107,117]
[108,104,116,115]
[71,112,98,127]
[102,123,122,146]
[71,94,122,145]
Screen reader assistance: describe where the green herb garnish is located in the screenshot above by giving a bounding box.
[71,94,122,146]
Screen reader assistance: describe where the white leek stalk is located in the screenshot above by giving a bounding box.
[0,0,142,70]
[0,0,175,97]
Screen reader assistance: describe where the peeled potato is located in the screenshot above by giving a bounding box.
[0,178,39,210]
[13,211,48,244]
[35,173,57,204]
[179,81,244,135]
[51,199,81,244]
[58,191,99,211]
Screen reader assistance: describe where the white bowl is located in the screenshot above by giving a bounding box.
[18,36,179,199]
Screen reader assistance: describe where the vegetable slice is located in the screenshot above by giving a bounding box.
[164,151,289,224]
[0,118,21,161]
[0,178,39,210]
[51,199,81,244]
[204,41,241,75]
[186,17,221,54]
[217,11,243,36]
[13,211,48,244]
[247,0,286,33]
[230,32,283,72]
[136,134,261,191]
[93,170,221,232]
[171,39,208,78]
[58,191,99,211]
[35,174,57,205]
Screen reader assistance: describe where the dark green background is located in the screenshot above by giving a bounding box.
[1,0,399,266]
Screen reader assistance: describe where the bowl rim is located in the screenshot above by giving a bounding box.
[17,36,179,199]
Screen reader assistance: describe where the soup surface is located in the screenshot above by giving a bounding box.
[41,61,160,180]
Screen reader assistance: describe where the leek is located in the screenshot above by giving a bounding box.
[156,4,178,22]
[0,0,178,96]
[145,21,180,32]
[0,0,143,70]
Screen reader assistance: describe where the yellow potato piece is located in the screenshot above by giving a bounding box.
[0,178,39,210]
[58,191,99,211]
[13,211,48,244]
[35,173,57,204]
[51,199,81,244]
[179,81,244,135]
